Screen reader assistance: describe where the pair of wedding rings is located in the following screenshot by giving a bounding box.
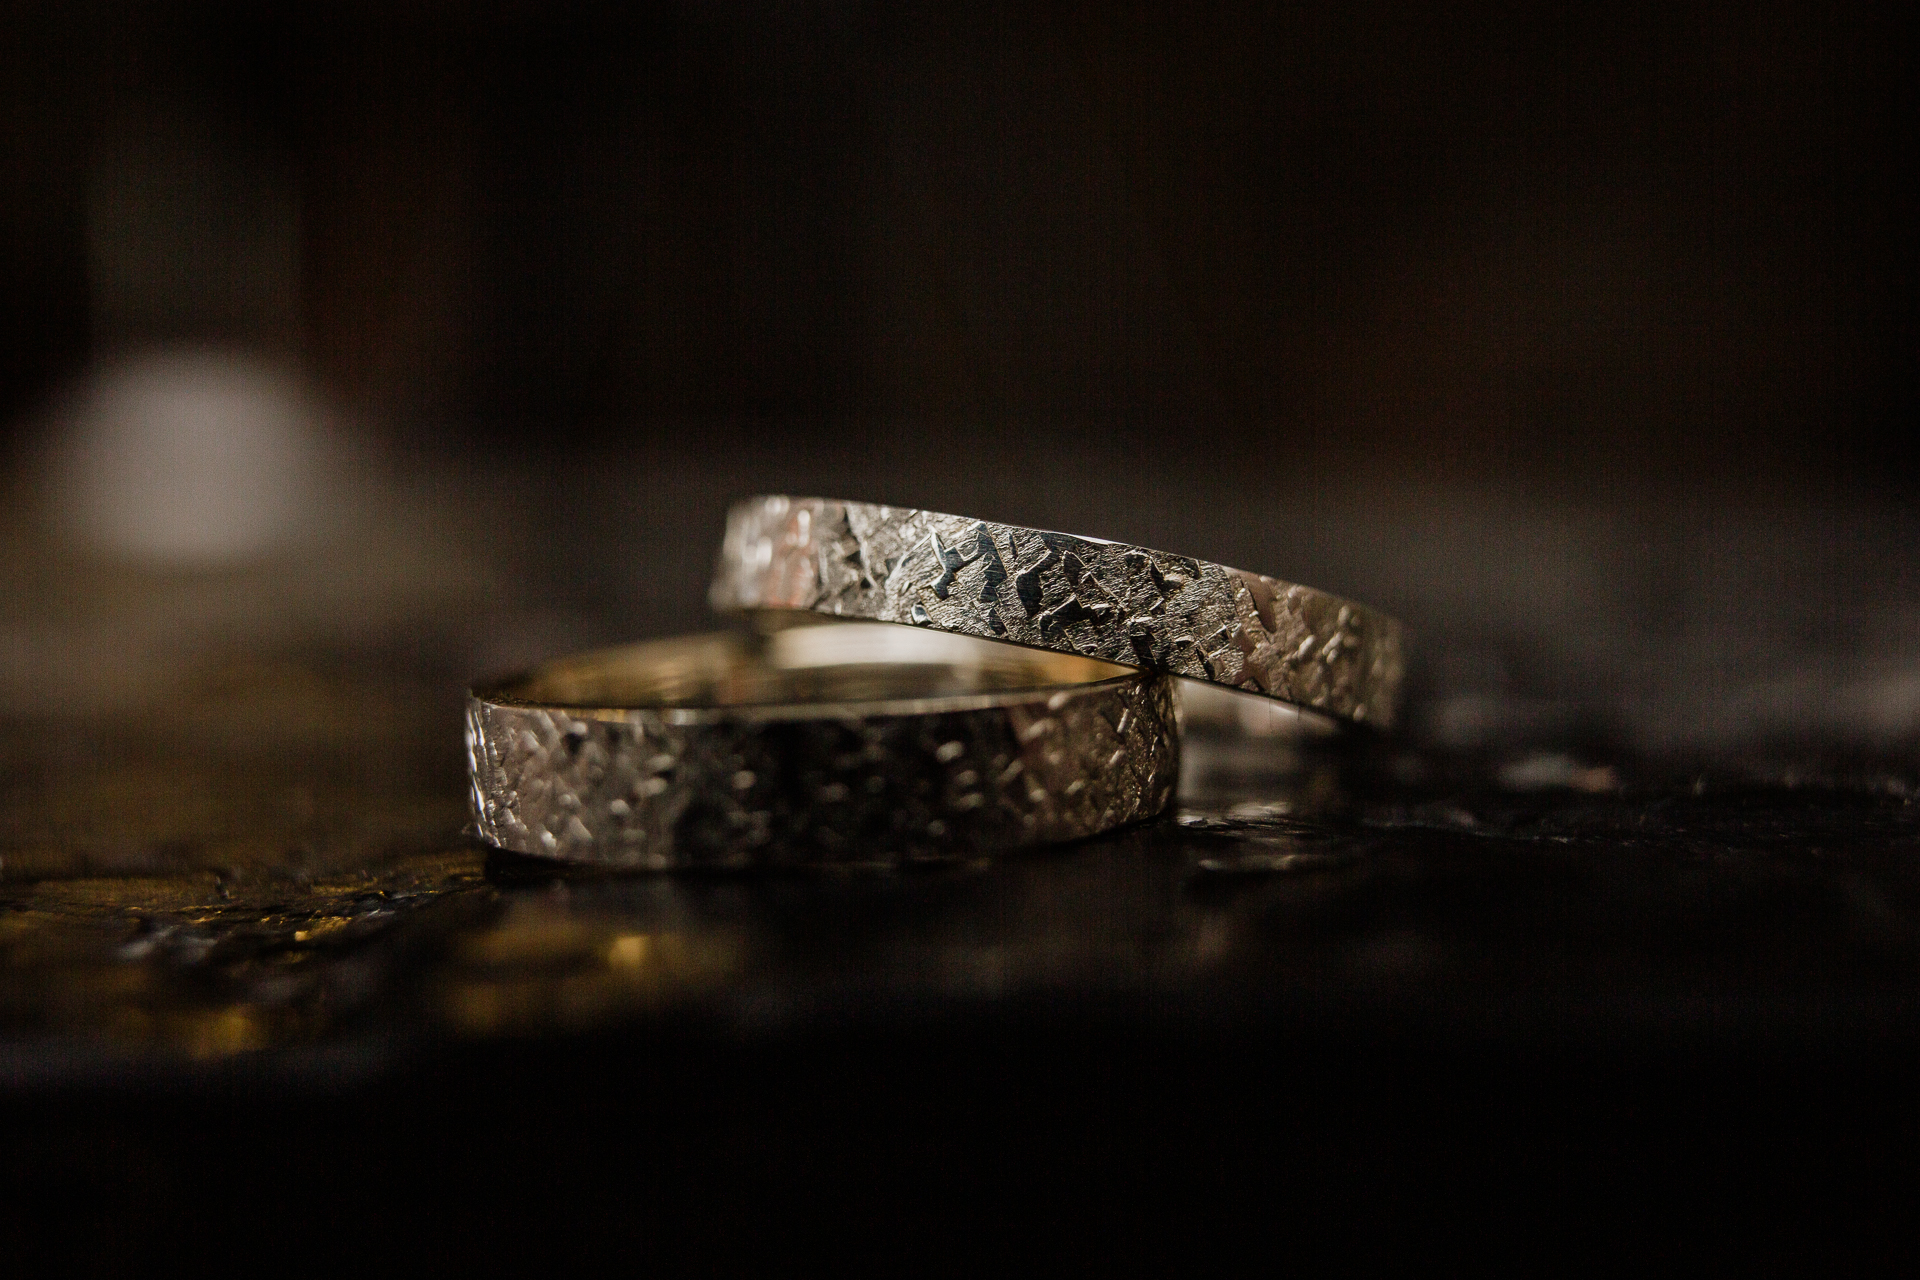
[467,496,1405,868]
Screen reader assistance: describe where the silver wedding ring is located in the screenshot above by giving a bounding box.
[469,494,1403,867]
[711,495,1405,727]
[467,624,1178,868]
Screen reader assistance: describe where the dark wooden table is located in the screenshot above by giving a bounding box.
[3,649,1916,1266]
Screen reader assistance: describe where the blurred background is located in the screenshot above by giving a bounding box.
[1,0,1914,780]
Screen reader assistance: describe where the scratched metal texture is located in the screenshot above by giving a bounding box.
[711,495,1406,727]
[466,636,1179,868]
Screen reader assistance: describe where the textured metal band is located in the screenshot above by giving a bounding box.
[710,496,1406,727]
[466,628,1178,869]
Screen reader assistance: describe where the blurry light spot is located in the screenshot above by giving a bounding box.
[49,351,328,566]
[608,934,650,969]
[188,1006,265,1058]
[1497,752,1620,793]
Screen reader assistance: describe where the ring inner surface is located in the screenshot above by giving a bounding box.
[492,627,1131,710]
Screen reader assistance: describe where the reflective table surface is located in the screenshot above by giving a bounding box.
[4,663,1918,1266]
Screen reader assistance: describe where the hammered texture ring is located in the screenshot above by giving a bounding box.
[711,496,1405,727]
[466,624,1178,868]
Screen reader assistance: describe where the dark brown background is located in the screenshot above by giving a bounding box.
[3,1,1909,462]
[1,0,1915,747]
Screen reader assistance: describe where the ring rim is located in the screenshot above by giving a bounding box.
[472,630,1150,724]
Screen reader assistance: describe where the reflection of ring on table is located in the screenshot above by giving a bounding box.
[466,624,1179,868]
[711,496,1406,727]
